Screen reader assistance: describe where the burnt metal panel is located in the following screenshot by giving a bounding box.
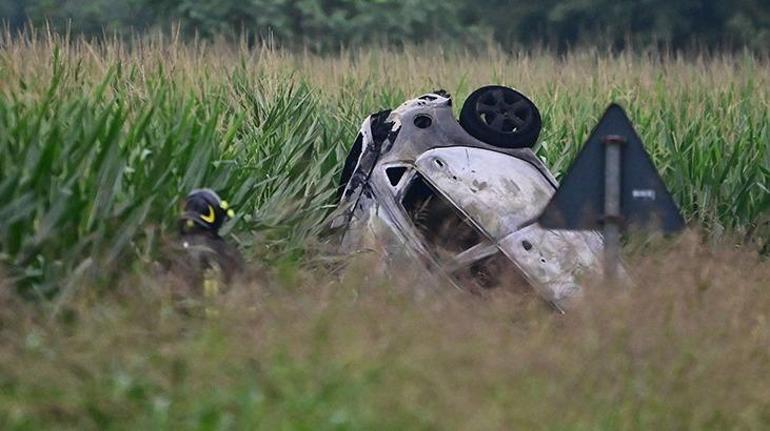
[330,91,619,309]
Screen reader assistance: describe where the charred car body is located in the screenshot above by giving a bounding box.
[330,86,606,310]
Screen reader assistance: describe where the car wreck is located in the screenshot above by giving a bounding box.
[329,86,607,310]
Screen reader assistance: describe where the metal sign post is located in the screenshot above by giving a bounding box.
[602,135,625,281]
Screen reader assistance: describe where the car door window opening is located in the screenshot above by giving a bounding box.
[385,166,408,187]
[402,173,485,256]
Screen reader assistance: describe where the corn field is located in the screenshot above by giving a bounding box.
[0,31,769,430]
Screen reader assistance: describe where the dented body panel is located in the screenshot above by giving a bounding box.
[330,91,606,308]
[414,147,554,238]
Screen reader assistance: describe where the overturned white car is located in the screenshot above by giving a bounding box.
[329,86,606,310]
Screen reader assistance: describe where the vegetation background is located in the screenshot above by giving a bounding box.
[4,0,770,51]
[0,1,769,430]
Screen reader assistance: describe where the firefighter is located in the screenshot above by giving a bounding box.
[171,189,244,303]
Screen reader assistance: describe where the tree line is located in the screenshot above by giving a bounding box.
[3,0,769,52]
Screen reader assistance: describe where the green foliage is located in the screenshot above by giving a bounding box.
[1,244,769,430]
[0,45,350,296]
[9,0,483,50]
[0,33,768,431]
[0,34,768,293]
[4,0,770,51]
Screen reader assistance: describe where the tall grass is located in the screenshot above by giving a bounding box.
[0,30,769,430]
[1,237,769,429]
[1,31,768,293]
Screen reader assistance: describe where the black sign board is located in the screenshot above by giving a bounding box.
[538,104,685,233]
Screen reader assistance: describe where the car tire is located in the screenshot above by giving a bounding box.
[459,85,542,149]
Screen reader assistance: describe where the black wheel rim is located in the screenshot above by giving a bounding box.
[475,88,532,134]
